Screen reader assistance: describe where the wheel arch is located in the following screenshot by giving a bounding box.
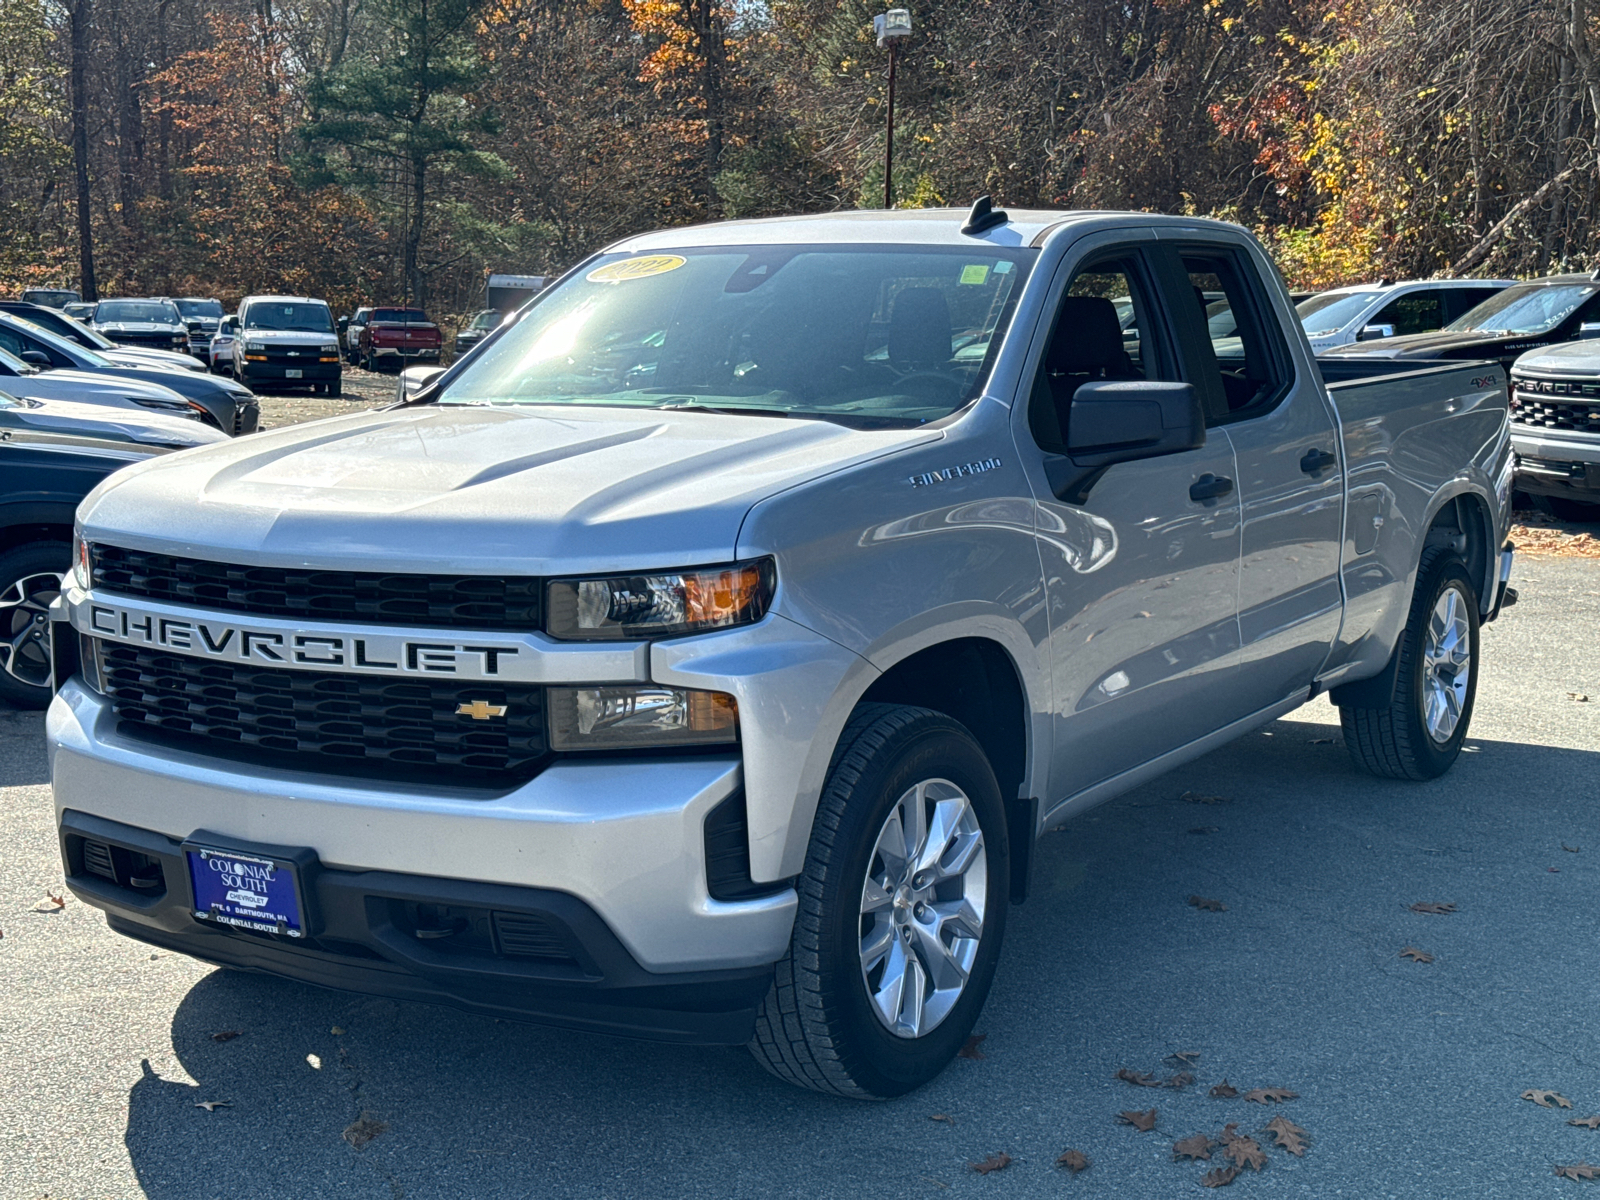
[1420,485,1496,614]
[856,636,1039,902]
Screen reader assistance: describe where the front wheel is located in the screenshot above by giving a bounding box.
[1340,547,1480,780]
[749,704,1009,1098]
[0,542,69,709]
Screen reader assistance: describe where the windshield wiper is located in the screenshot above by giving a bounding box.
[654,403,792,418]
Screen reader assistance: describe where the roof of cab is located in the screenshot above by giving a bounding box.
[612,207,1252,252]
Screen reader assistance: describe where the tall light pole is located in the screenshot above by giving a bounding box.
[874,9,912,209]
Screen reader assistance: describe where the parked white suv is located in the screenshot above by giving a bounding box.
[1298,279,1514,353]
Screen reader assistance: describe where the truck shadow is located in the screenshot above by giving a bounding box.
[0,704,48,787]
[123,715,1600,1199]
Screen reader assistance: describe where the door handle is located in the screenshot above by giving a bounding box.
[1300,447,1338,475]
[1189,473,1234,503]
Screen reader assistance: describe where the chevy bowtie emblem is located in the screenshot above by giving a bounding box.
[456,700,508,720]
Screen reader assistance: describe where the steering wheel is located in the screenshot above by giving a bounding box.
[890,371,966,404]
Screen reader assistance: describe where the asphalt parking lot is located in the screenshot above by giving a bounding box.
[2,552,1597,1199]
[249,365,398,429]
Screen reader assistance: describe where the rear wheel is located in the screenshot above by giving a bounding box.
[328,378,342,398]
[749,704,1008,1098]
[0,543,69,709]
[1339,547,1480,780]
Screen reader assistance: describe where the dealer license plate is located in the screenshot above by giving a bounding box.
[285,368,302,378]
[187,847,305,937]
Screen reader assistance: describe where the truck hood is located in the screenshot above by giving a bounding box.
[240,328,340,349]
[1510,340,1600,376]
[97,321,185,336]
[1319,328,1548,360]
[80,404,942,575]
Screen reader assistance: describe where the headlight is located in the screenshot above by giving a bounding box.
[171,335,186,345]
[548,685,737,751]
[128,396,189,412]
[72,535,89,589]
[545,559,775,641]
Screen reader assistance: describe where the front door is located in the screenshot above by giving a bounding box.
[1016,236,1245,809]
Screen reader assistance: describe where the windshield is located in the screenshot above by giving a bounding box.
[1,316,111,367]
[0,345,32,375]
[1296,291,1382,336]
[23,290,78,308]
[244,302,335,333]
[373,308,428,323]
[175,299,224,319]
[97,300,180,324]
[1446,283,1599,335]
[468,310,498,331]
[441,245,1037,426]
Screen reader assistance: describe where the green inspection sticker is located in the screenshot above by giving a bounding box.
[959,264,991,285]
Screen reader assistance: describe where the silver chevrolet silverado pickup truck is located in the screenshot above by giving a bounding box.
[47,206,1515,1098]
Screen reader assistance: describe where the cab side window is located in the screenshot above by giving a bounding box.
[1182,250,1289,422]
[1029,254,1173,453]
[1371,289,1443,337]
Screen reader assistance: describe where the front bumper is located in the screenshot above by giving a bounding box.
[56,807,775,1043]
[48,680,795,977]
[238,362,340,386]
[370,346,441,361]
[1511,428,1600,499]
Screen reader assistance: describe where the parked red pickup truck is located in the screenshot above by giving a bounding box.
[358,308,442,372]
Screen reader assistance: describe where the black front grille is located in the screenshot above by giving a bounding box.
[91,544,542,631]
[1510,392,1600,432]
[99,643,549,784]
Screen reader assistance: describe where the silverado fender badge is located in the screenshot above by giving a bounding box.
[456,700,509,720]
[909,457,1001,487]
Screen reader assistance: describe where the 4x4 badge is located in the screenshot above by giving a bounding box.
[456,700,508,720]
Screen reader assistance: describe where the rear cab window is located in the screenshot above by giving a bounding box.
[1173,246,1294,425]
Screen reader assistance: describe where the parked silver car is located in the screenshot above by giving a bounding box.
[1298,278,1514,353]
[49,207,1513,1098]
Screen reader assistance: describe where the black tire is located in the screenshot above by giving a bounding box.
[748,704,1009,1098]
[1544,496,1600,524]
[1339,547,1480,780]
[328,379,342,398]
[0,542,70,710]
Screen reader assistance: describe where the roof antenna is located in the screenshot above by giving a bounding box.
[961,195,1009,236]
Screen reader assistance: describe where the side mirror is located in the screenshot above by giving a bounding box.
[1577,322,1600,341]
[396,364,447,403]
[1357,323,1396,341]
[20,350,52,368]
[1043,380,1205,504]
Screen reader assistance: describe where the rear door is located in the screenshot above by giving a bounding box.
[1161,237,1344,709]
[1017,232,1245,807]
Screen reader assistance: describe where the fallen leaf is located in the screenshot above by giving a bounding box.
[1524,1089,1574,1109]
[1408,901,1457,915]
[342,1113,388,1149]
[1210,1080,1239,1099]
[1399,947,1434,963]
[1265,1115,1308,1156]
[331,1026,346,1035]
[1555,1162,1600,1181]
[34,893,65,912]
[1174,1133,1214,1161]
[1243,1087,1298,1105]
[1166,1071,1197,1089]
[1188,826,1220,835]
[971,1152,1011,1175]
[1550,867,1562,873]
[1189,895,1226,912]
[958,1035,987,1060]
[1202,1165,1241,1187]
[306,1054,322,1070]
[1564,844,1581,853]
[1308,737,1335,745]
[1166,1051,1202,1067]
[210,1030,242,1043]
[1569,693,1589,702]
[1571,1117,1600,1130]
[1180,792,1229,804]
[1117,1108,1158,1132]
[930,1113,956,1126]
[1224,1134,1267,1171]
[194,1100,231,1112]
[1116,1067,1161,1087]
[1057,1149,1089,1173]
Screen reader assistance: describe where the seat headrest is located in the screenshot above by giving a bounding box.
[888,287,952,370]
[1046,295,1128,374]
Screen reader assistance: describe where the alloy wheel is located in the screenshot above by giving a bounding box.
[0,572,62,689]
[1422,585,1472,743]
